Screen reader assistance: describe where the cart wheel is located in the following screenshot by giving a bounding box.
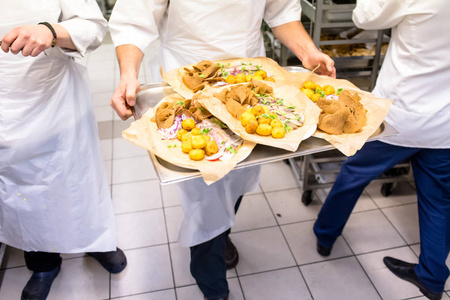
[302,190,313,206]
[381,183,394,197]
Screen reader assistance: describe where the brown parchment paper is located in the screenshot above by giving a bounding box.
[162,57,294,99]
[122,94,257,185]
[194,82,322,152]
[288,72,393,156]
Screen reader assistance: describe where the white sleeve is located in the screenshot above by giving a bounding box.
[352,0,408,30]
[58,0,108,58]
[108,0,168,54]
[264,0,301,28]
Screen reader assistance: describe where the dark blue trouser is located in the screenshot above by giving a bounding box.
[190,195,243,298]
[313,141,450,293]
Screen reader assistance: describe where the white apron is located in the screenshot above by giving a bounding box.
[109,0,301,246]
[0,0,116,253]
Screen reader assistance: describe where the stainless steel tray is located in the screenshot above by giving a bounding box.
[133,76,396,184]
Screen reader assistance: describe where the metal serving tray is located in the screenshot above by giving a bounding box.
[133,72,397,184]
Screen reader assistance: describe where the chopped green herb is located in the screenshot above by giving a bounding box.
[200,128,211,134]
[320,91,326,98]
[199,73,204,78]
[277,99,284,106]
[269,115,276,120]
[262,113,269,118]
[337,88,343,95]
[287,106,296,109]
[228,63,231,66]
[241,66,246,71]
[226,146,237,154]
[223,72,228,77]
[176,101,184,106]
[262,99,268,105]
[216,63,221,66]
[284,123,292,132]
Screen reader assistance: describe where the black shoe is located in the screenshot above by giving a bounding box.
[21,266,60,300]
[383,256,443,300]
[316,241,332,257]
[224,237,239,269]
[88,247,127,274]
[204,292,229,300]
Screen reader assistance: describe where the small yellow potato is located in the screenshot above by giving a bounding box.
[182,118,196,130]
[322,85,336,95]
[303,80,316,90]
[225,75,236,84]
[202,135,211,141]
[235,73,246,83]
[245,74,254,82]
[315,84,323,93]
[245,119,258,134]
[271,127,286,139]
[189,149,205,161]
[264,77,275,82]
[181,132,193,142]
[254,70,267,79]
[181,140,192,153]
[258,114,272,125]
[205,141,219,156]
[191,135,207,149]
[256,124,272,136]
[311,93,321,103]
[191,127,201,135]
[302,88,315,99]
[251,105,265,116]
[253,75,264,81]
[262,105,270,114]
[241,112,257,127]
[177,129,188,141]
[270,119,283,128]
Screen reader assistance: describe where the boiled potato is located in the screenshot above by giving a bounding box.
[302,88,314,99]
[271,127,286,139]
[254,70,267,79]
[191,135,207,149]
[181,132,193,142]
[245,74,254,82]
[322,85,336,95]
[225,75,236,84]
[189,149,205,161]
[181,140,192,153]
[256,124,272,136]
[205,141,219,156]
[270,119,283,128]
[253,75,264,81]
[177,128,188,141]
[264,77,275,82]
[241,112,257,127]
[202,135,211,141]
[262,105,270,114]
[191,127,201,135]
[245,119,258,134]
[303,80,316,90]
[315,84,323,93]
[182,118,196,130]
[235,73,246,83]
[251,105,265,116]
[311,93,321,103]
[258,114,272,125]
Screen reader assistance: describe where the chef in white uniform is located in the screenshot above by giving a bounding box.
[109,1,335,299]
[313,1,450,299]
[0,1,126,299]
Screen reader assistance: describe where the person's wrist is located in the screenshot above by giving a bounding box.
[38,22,57,47]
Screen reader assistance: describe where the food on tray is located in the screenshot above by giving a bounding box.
[154,98,245,162]
[300,80,343,103]
[317,90,367,134]
[181,60,276,92]
[212,79,305,139]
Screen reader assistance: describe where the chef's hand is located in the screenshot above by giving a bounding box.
[302,50,336,78]
[110,77,141,120]
[1,25,54,56]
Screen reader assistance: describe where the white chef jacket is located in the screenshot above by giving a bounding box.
[353,0,450,148]
[109,0,301,246]
[0,0,117,253]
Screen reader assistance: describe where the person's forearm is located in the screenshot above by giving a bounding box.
[271,21,317,63]
[50,24,76,50]
[116,44,144,81]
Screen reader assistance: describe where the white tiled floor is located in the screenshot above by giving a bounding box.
[1,37,450,300]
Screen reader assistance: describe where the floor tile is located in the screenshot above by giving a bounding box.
[113,137,148,159]
[240,267,312,300]
[265,188,322,225]
[92,91,114,107]
[366,181,417,208]
[112,180,162,214]
[98,120,114,140]
[111,289,176,299]
[0,266,32,299]
[232,193,277,233]
[161,183,182,207]
[259,161,301,192]
[165,206,184,243]
[232,227,296,276]
[1,246,25,269]
[382,203,420,244]
[112,156,157,184]
[114,119,134,139]
[90,79,115,94]
[343,210,406,254]
[111,246,173,298]
[301,257,380,300]
[115,209,167,250]
[281,221,353,265]
[176,277,243,300]
[357,247,422,299]
[95,105,115,123]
